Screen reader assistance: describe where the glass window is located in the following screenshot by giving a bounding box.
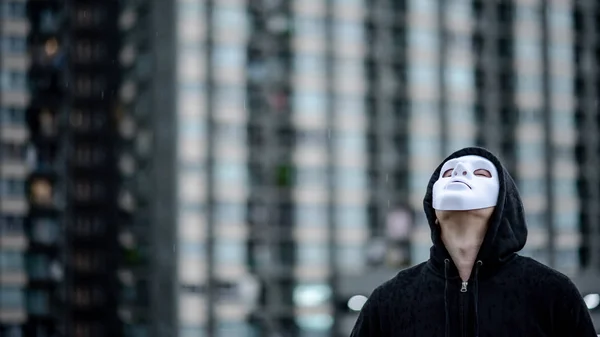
[27,254,49,279]
[32,218,60,244]
[3,1,26,18]
[334,21,364,42]
[295,167,327,186]
[215,240,246,263]
[516,142,544,161]
[295,204,327,226]
[296,130,327,147]
[549,10,570,28]
[0,251,24,271]
[554,211,577,231]
[516,5,539,21]
[296,244,328,266]
[214,85,245,107]
[555,248,578,271]
[516,42,541,59]
[410,0,436,12]
[214,162,247,183]
[180,326,205,337]
[517,75,541,92]
[408,29,437,48]
[335,132,366,153]
[334,95,365,117]
[525,212,544,230]
[215,123,246,144]
[0,107,25,124]
[335,206,368,228]
[0,179,25,197]
[1,36,27,53]
[411,243,431,263]
[519,178,545,197]
[0,287,24,308]
[447,2,471,20]
[296,314,334,332]
[0,71,27,90]
[177,2,205,19]
[336,245,365,269]
[334,59,365,78]
[294,16,325,38]
[213,6,247,31]
[212,45,245,68]
[0,216,24,234]
[293,91,327,114]
[335,169,367,190]
[179,242,205,258]
[446,67,473,89]
[409,65,437,84]
[27,290,49,314]
[213,202,245,225]
[293,54,326,75]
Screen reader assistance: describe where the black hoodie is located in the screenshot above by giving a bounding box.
[350,147,597,337]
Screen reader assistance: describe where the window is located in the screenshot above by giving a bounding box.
[213,6,247,31]
[293,91,327,114]
[0,71,27,90]
[516,142,544,161]
[515,5,539,21]
[0,251,24,271]
[296,244,328,266]
[334,21,364,42]
[180,242,205,258]
[335,206,367,228]
[295,167,327,186]
[0,142,27,161]
[0,178,25,197]
[1,36,27,53]
[73,6,105,27]
[334,95,365,117]
[555,211,577,231]
[335,169,367,190]
[180,326,205,337]
[214,123,245,144]
[27,254,49,280]
[519,178,545,197]
[294,16,325,38]
[445,67,473,89]
[214,162,247,184]
[214,85,245,108]
[293,54,326,75]
[516,41,541,59]
[336,245,366,270]
[555,248,578,272]
[0,107,25,125]
[3,1,26,18]
[334,59,365,78]
[335,132,366,153]
[295,204,327,226]
[408,65,437,84]
[213,202,245,225]
[408,29,437,48]
[215,240,246,264]
[0,216,24,234]
[0,288,24,309]
[32,218,60,244]
[212,45,245,68]
[27,290,49,314]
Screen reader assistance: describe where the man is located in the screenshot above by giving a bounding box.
[350,147,597,336]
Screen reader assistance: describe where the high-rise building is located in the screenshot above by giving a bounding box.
[95,0,600,336]
[1,0,30,336]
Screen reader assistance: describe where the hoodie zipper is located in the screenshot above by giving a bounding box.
[459,281,468,337]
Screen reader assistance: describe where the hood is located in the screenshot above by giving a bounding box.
[423,147,528,277]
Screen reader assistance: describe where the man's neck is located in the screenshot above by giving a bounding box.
[440,214,487,282]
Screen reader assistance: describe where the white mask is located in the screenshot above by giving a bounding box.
[432,155,500,211]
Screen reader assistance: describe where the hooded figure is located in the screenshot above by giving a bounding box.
[350,147,597,337]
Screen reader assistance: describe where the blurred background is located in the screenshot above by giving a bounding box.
[1,0,600,336]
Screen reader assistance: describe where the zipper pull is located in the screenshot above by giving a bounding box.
[460,281,468,293]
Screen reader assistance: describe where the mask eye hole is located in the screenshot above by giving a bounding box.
[442,169,453,178]
[474,169,491,178]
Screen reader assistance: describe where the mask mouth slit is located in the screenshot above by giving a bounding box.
[450,180,472,189]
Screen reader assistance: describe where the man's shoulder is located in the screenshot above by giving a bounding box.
[514,255,579,291]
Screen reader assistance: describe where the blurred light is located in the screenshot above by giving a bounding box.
[584,293,600,310]
[347,295,368,312]
[293,284,332,307]
[45,38,59,56]
[295,314,333,331]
